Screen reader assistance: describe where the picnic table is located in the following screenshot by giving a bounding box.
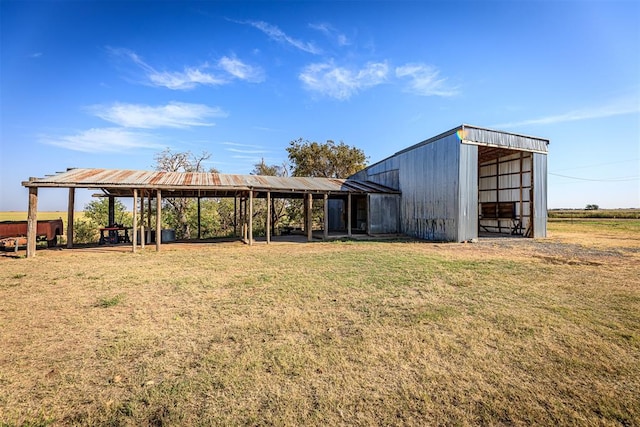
[99,226,131,245]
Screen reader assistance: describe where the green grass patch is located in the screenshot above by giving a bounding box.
[95,294,124,308]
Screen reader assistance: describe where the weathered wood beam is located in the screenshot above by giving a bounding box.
[323,193,328,240]
[140,190,145,249]
[108,196,115,226]
[234,195,238,237]
[156,189,162,251]
[249,190,253,246]
[147,193,152,244]
[307,193,313,242]
[197,196,201,240]
[132,189,138,253]
[266,191,271,244]
[347,193,352,237]
[26,186,38,258]
[67,188,75,249]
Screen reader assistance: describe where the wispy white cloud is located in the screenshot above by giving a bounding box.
[29,52,43,59]
[40,128,161,153]
[218,55,264,82]
[395,63,458,97]
[148,66,226,90]
[493,99,640,128]
[309,22,349,46]
[222,142,264,149]
[299,61,389,100]
[241,20,322,54]
[226,147,265,154]
[88,102,227,129]
[222,142,266,155]
[108,47,263,89]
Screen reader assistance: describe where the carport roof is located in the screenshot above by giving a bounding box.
[22,168,398,198]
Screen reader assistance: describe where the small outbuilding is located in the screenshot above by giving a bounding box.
[350,124,549,241]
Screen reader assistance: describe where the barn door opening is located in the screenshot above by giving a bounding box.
[478,147,533,237]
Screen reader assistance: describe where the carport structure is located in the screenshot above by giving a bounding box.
[22,168,397,258]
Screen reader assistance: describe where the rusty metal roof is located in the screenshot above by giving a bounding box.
[23,168,398,198]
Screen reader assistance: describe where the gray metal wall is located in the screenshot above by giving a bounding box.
[533,153,548,237]
[357,133,463,241]
[351,125,548,241]
[368,194,400,234]
[327,199,344,231]
[457,144,478,241]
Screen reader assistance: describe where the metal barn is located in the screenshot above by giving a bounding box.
[350,124,549,242]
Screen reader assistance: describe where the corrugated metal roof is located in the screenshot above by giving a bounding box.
[23,168,398,197]
[361,124,549,173]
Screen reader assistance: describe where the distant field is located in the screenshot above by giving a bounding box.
[0,212,85,233]
[549,208,639,219]
[1,221,638,425]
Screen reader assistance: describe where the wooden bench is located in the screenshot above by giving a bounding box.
[480,202,522,235]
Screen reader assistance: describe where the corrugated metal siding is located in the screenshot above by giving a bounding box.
[368,194,400,234]
[533,153,548,237]
[462,125,549,153]
[327,199,344,230]
[457,144,478,241]
[364,170,400,190]
[398,133,460,241]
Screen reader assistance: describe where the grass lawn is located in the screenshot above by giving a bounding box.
[0,222,638,425]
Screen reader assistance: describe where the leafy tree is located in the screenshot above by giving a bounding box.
[585,204,599,210]
[251,158,290,235]
[75,197,131,244]
[154,148,216,239]
[286,139,367,178]
[285,140,366,230]
[84,198,131,226]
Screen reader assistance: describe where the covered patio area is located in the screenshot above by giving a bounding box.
[22,168,398,258]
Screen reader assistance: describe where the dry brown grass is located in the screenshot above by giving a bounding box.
[1,222,639,426]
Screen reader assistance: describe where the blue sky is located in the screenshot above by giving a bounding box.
[1,0,638,211]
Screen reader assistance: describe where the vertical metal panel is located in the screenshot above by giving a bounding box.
[458,144,478,241]
[368,194,400,234]
[533,153,548,237]
[366,133,460,241]
[327,199,344,231]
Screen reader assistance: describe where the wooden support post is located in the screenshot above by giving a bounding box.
[156,189,162,251]
[243,196,248,242]
[248,190,253,246]
[67,188,75,249]
[519,152,524,234]
[307,193,313,242]
[234,196,238,237]
[197,196,201,240]
[271,197,276,237]
[266,191,271,244]
[132,189,138,253]
[347,193,352,237]
[26,186,38,258]
[147,193,152,244]
[108,196,115,226]
[140,190,145,249]
[323,193,329,240]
